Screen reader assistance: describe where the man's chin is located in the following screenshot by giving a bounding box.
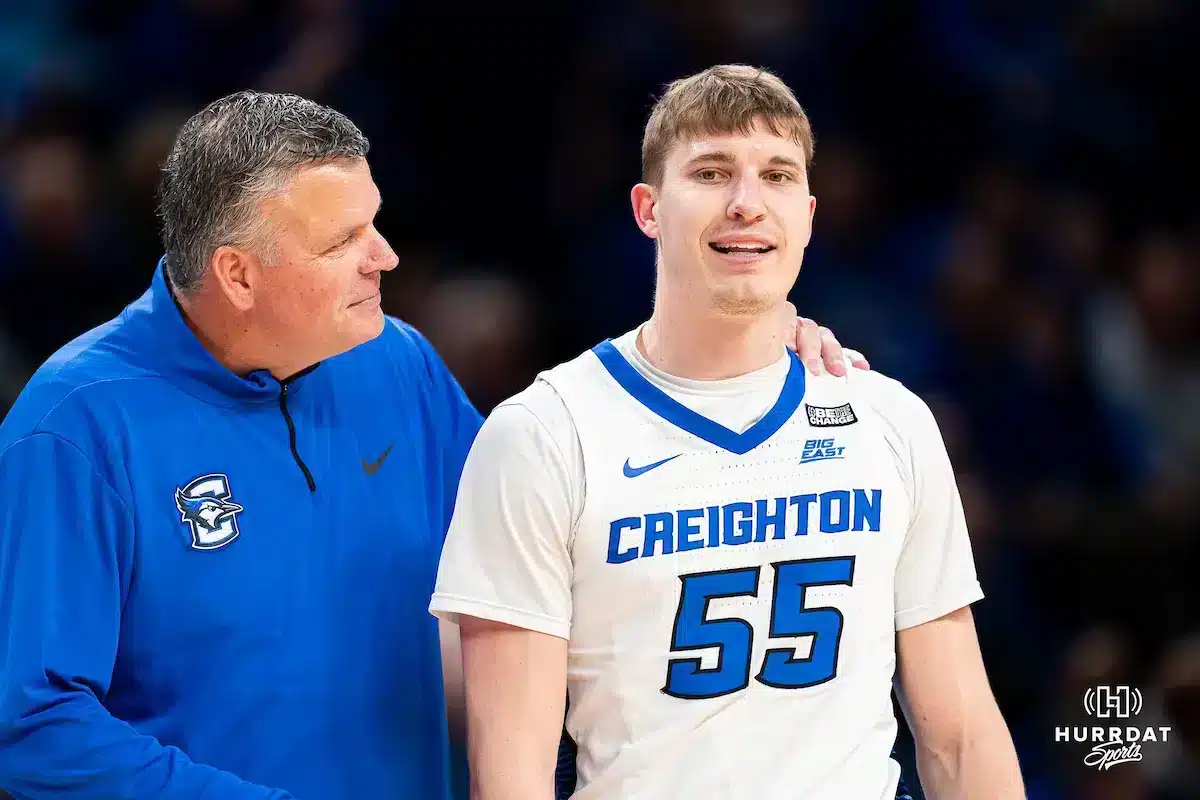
[710,285,780,318]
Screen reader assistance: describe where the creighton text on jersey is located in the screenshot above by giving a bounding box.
[607,488,884,564]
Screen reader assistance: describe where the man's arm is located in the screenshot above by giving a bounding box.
[895,607,1024,799]
[865,370,1022,799]
[460,619,567,800]
[439,618,468,741]
[0,434,291,799]
[428,386,578,800]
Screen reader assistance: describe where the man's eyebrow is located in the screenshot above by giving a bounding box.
[326,198,382,246]
[683,152,806,171]
[766,155,805,171]
[327,225,358,245]
[684,150,737,167]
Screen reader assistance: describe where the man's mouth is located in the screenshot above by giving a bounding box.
[709,241,777,255]
[349,293,380,307]
[708,233,778,255]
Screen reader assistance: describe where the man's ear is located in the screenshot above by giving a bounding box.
[631,183,660,239]
[210,246,259,312]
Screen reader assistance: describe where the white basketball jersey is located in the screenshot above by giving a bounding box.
[431,329,983,799]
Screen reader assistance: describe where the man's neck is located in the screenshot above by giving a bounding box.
[638,300,791,381]
[172,284,307,382]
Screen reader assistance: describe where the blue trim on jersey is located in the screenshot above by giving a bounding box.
[591,340,806,456]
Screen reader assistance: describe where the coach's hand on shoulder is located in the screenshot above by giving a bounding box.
[783,302,870,377]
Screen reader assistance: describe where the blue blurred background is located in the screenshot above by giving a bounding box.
[0,1,1197,798]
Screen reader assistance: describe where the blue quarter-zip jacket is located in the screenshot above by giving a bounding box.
[0,259,482,798]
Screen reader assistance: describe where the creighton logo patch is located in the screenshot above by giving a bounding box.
[175,473,244,550]
[805,403,858,428]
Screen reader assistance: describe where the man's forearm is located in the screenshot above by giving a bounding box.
[0,690,292,799]
[460,619,567,800]
[468,760,556,800]
[465,676,559,800]
[915,706,1025,799]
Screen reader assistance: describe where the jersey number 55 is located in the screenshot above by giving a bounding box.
[663,555,855,699]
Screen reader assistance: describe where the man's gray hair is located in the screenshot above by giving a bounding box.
[157,90,370,292]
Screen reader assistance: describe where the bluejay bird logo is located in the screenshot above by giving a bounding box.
[175,474,244,550]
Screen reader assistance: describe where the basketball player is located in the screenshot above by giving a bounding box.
[429,65,1025,799]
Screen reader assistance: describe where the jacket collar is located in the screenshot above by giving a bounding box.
[124,256,319,407]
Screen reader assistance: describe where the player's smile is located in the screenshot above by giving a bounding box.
[709,234,777,251]
[708,234,778,267]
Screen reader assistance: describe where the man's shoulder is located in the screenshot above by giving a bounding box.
[381,315,444,364]
[524,341,612,405]
[382,315,427,351]
[1,315,158,452]
[487,341,630,461]
[841,367,940,434]
[495,378,572,427]
[498,341,614,433]
[477,378,579,463]
[827,369,949,484]
[324,317,484,457]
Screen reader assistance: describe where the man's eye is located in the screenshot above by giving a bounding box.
[696,169,722,182]
[766,172,792,183]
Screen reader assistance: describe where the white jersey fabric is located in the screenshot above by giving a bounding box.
[430,327,984,799]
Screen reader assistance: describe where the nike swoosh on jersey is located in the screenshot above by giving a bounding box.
[362,443,394,476]
[622,454,681,478]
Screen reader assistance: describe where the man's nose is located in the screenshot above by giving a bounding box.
[727,175,767,223]
[363,227,398,273]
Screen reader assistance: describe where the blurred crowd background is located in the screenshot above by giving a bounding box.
[0,1,1197,798]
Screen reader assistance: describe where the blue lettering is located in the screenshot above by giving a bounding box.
[722,502,754,545]
[820,490,851,533]
[852,489,882,532]
[642,512,675,558]
[801,437,846,462]
[677,508,705,552]
[754,497,788,542]
[790,494,818,535]
[607,517,641,564]
[706,506,721,548]
[606,489,884,563]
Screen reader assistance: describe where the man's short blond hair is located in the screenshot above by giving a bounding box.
[641,64,815,187]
